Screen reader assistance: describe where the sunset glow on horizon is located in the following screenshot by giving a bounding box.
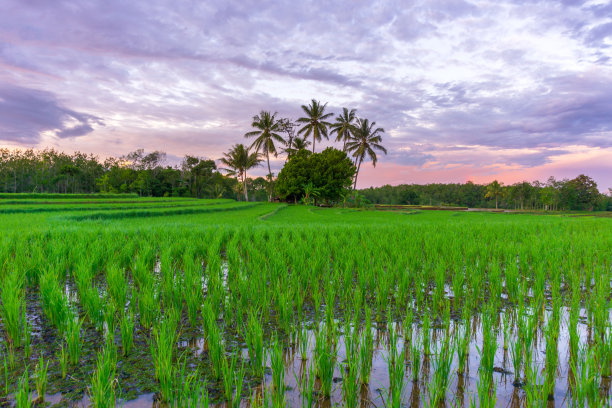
[1,0,611,190]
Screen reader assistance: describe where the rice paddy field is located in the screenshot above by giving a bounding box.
[0,196,611,408]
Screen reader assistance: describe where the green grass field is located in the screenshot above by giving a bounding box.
[0,196,611,407]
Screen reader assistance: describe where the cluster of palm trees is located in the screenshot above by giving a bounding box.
[220,99,387,201]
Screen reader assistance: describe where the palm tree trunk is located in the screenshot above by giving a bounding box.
[266,152,273,202]
[312,135,315,154]
[353,157,362,190]
[243,173,248,202]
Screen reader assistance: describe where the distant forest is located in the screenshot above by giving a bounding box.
[1,148,610,211]
[360,176,611,211]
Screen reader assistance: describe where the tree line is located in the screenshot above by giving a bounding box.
[360,175,611,211]
[0,99,387,202]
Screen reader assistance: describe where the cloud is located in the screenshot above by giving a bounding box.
[0,85,102,143]
[0,0,611,188]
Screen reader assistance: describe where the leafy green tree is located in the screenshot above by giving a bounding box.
[563,174,600,210]
[276,148,355,204]
[245,111,285,201]
[219,144,261,202]
[296,99,333,153]
[331,108,357,152]
[485,180,504,209]
[345,118,387,190]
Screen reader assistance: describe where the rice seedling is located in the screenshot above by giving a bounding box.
[410,331,422,382]
[2,355,9,395]
[383,349,406,408]
[428,334,455,405]
[89,342,118,408]
[120,311,135,357]
[65,313,83,365]
[221,353,237,402]
[58,343,68,379]
[1,271,24,347]
[106,265,127,310]
[359,310,374,385]
[207,321,224,380]
[342,355,360,408]
[244,310,266,377]
[296,361,316,408]
[168,365,208,408]
[270,338,286,404]
[23,317,31,359]
[297,324,310,361]
[151,311,179,402]
[15,368,31,408]
[34,353,48,402]
[314,326,335,397]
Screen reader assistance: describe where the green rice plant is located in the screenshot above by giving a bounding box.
[15,368,30,408]
[88,342,118,408]
[120,312,135,357]
[455,322,470,376]
[3,354,9,395]
[244,310,266,377]
[509,335,523,385]
[296,361,316,408]
[544,315,559,399]
[0,271,24,348]
[524,361,547,407]
[502,309,511,351]
[429,334,455,405]
[104,300,117,335]
[34,353,48,402]
[314,326,335,397]
[65,313,83,365]
[270,338,286,403]
[570,346,603,408]
[422,310,431,356]
[168,367,208,408]
[39,269,69,333]
[233,361,246,408]
[106,265,127,310]
[57,343,68,379]
[359,308,374,385]
[297,324,310,361]
[383,349,406,408]
[81,285,104,330]
[23,317,31,359]
[410,331,421,382]
[341,355,360,408]
[594,326,611,378]
[221,353,237,402]
[151,311,179,401]
[476,367,496,408]
[207,322,224,380]
[403,306,414,345]
[138,284,157,330]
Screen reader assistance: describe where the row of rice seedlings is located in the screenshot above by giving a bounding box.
[244,310,266,377]
[34,353,48,402]
[151,310,180,402]
[88,336,118,408]
[0,270,25,347]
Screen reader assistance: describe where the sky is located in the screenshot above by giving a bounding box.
[1,0,611,190]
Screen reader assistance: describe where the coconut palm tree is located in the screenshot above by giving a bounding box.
[219,144,261,202]
[345,118,387,190]
[296,99,333,153]
[283,136,311,158]
[330,108,357,152]
[485,180,504,209]
[245,111,285,201]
